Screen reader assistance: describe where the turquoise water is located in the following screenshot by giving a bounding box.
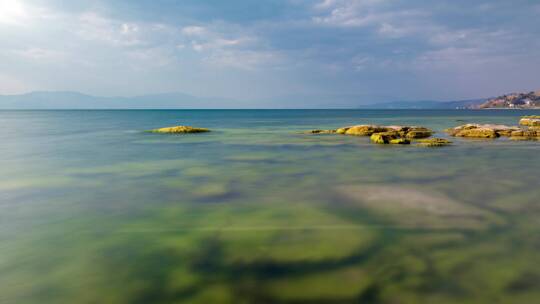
[1,109,539,303]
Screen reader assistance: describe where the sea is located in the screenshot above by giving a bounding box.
[1,109,539,303]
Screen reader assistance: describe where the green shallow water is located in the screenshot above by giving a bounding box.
[1,109,539,303]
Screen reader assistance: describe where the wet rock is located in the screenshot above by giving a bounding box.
[149,126,210,133]
[416,138,452,147]
[307,129,336,134]
[404,127,433,139]
[342,125,389,136]
[446,124,520,138]
[456,128,498,138]
[389,138,411,145]
[519,116,540,127]
[370,131,400,144]
[510,129,539,140]
[336,184,494,229]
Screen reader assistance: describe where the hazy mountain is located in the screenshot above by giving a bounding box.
[0,91,241,109]
[358,99,486,109]
[0,91,490,109]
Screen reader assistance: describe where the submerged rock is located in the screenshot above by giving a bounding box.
[519,116,540,127]
[336,184,494,229]
[389,138,411,145]
[150,126,210,134]
[308,129,336,134]
[416,138,452,147]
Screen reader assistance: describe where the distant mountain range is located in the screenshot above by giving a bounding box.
[358,99,486,109]
[0,90,538,109]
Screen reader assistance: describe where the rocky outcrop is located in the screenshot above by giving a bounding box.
[445,124,520,138]
[446,122,540,140]
[416,138,452,147]
[370,131,411,144]
[510,129,539,140]
[312,125,433,138]
[309,124,440,146]
[337,125,388,136]
[519,116,540,127]
[149,126,210,134]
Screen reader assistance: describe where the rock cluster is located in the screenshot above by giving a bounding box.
[444,124,519,138]
[149,126,210,134]
[446,116,540,141]
[308,124,450,147]
[519,116,540,127]
[334,125,433,139]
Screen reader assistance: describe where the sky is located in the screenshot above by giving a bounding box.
[1,0,539,106]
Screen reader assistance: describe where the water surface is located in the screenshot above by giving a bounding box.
[1,110,539,303]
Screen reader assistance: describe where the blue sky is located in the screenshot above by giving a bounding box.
[1,0,539,105]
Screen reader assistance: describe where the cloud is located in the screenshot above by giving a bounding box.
[181,26,207,36]
[0,0,29,25]
[0,0,539,102]
[11,47,65,60]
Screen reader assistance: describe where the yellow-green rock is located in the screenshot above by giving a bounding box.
[308,129,336,134]
[456,128,498,138]
[389,138,411,145]
[344,125,388,136]
[405,127,433,139]
[150,126,210,134]
[519,117,540,126]
[417,138,452,147]
[510,129,538,140]
[370,131,399,144]
[445,124,518,138]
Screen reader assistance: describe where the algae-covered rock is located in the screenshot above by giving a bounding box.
[509,129,538,140]
[389,138,411,145]
[404,127,433,139]
[308,129,336,134]
[344,125,388,136]
[445,124,523,138]
[416,138,452,147]
[370,131,400,144]
[519,116,540,127]
[456,128,498,138]
[150,126,210,134]
[313,124,432,139]
[445,124,520,138]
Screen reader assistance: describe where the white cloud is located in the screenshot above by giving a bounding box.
[181,26,207,36]
[0,0,28,25]
[312,0,395,27]
[204,49,285,70]
[11,47,65,60]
